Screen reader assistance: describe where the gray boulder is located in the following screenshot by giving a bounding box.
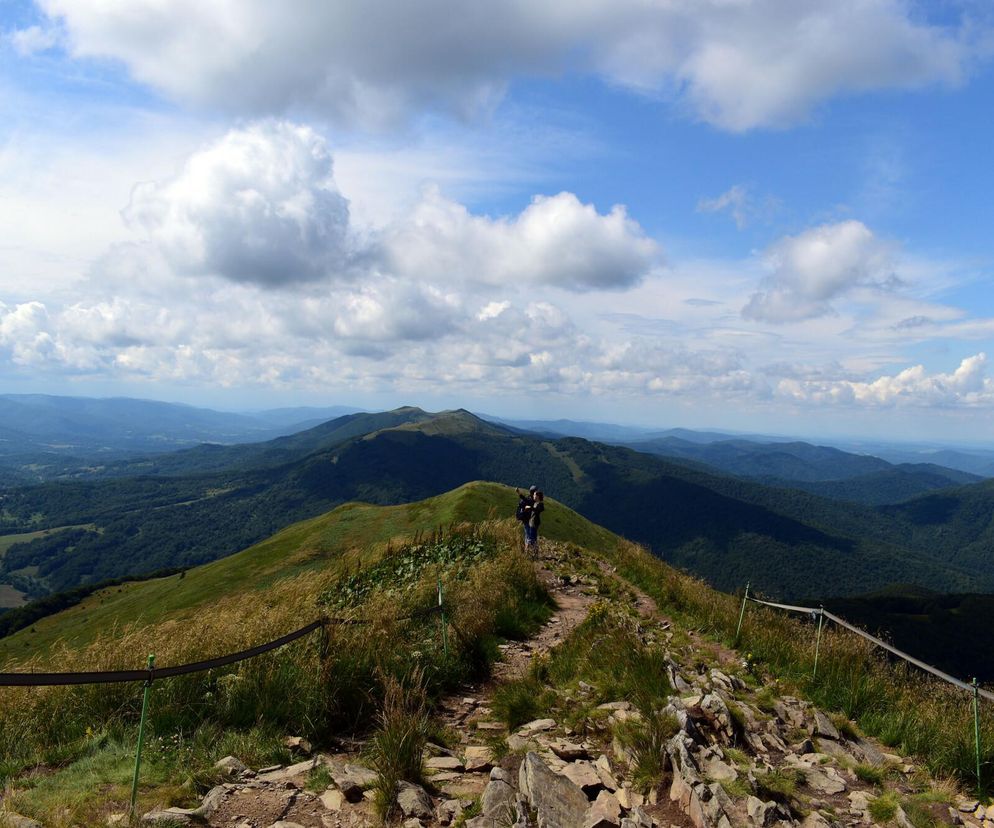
[396,782,433,820]
[519,751,590,828]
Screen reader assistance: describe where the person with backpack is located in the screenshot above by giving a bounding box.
[515,485,544,551]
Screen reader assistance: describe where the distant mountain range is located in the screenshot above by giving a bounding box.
[0,394,361,482]
[2,406,994,610]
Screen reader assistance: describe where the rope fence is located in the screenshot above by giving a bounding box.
[735,581,992,793]
[0,581,451,817]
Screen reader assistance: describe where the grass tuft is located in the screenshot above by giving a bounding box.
[368,668,430,822]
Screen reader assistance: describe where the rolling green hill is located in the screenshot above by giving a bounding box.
[0,482,616,662]
[1,407,992,606]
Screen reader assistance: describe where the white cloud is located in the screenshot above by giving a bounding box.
[7,24,62,55]
[697,184,778,229]
[125,121,353,287]
[385,188,658,291]
[777,353,994,407]
[36,0,982,130]
[743,220,896,323]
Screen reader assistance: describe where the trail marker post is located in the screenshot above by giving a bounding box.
[129,654,155,820]
[973,677,982,796]
[813,607,825,679]
[437,577,449,658]
[735,582,750,643]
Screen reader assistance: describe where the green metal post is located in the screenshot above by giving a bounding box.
[735,582,750,643]
[973,677,982,796]
[812,607,825,679]
[130,654,155,820]
[437,577,449,658]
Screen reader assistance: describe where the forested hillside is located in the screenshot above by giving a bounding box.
[2,408,992,606]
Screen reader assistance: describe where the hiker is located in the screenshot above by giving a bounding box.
[516,485,537,547]
[528,490,545,551]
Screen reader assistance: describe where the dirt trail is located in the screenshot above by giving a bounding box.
[199,541,601,828]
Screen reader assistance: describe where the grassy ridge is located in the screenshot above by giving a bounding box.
[0,517,553,824]
[601,539,994,793]
[0,482,615,663]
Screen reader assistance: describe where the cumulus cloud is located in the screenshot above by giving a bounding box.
[743,220,896,323]
[385,188,658,291]
[125,121,353,287]
[777,353,994,406]
[36,0,981,130]
[120,123,655,294]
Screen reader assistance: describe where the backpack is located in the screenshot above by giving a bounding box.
[516,499,529,521]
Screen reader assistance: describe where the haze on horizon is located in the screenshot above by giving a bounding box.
[3,1,994,443]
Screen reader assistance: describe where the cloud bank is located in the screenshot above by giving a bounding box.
[34,0,981,130]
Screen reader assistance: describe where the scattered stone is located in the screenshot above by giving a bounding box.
[402,820,424,828]
[331,763,378,802]
[800,812,833,828]
[747,796,779,828]
[616,785,644,811]
[584,790,622,828]
[812,710,840,741]
[106,814,128,827]
[475,721,505,731]
[140,809,195,825]
[396,782,433,820]
[597,701,632,712]
[594,754,619,791]
[520,718,557,733]
[550,740,589,761]
[270,823,306,828]
[855,738,885,766]
[464,745,494,772]
[321,789,345,810]
[482,768,518,824]
[959,801,981,814]
[1,816,43,828]
[896,806,916,828]
[702,756,737,782]
[427,755,464,772]
[949,808,964,825]
[437,798,466,825]
[849,790,872,816]
[519,751,590,828]
[284,736,312,756]
[214,755,247,777]
[560,760,604,796]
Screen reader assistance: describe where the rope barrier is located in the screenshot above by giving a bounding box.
[742,584,992,794]
[0,604,446,688]
[744,594,994,701]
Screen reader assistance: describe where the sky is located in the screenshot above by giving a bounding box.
[2,1,994,441]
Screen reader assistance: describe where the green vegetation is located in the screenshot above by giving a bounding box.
[615,710,680,792]
[601,538,994,793]
[868,791,899,822]
[4,406,994,623]
[368,669,429,821]
[0,482,574,662]
[0,504,553,824]
[854,762,887,785]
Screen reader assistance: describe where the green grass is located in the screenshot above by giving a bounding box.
[868,791,899,822]
[600,538,994,794]
[855,763,887,785]
[0,483,616,663]
[0,514,553,824]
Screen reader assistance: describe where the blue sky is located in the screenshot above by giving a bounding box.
[2,1,994,441]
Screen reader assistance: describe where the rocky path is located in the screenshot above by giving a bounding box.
[137,543,984,828]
